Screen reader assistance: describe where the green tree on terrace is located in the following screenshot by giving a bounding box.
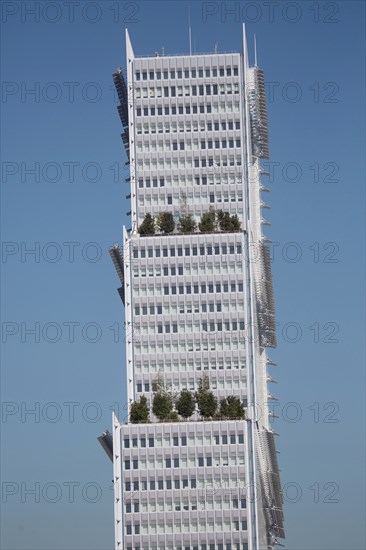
[129,395,150,423]
[176,389,196,419]
[195,374,217,419]
[138,213,155,235]
[152,374,174,421]
[156,212,175,234]
[179,213,197,234]
[217,210,241,232]
[219,396,245,419]
[198,207,216,233]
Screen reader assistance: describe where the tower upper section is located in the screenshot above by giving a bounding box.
[113,28,269,237]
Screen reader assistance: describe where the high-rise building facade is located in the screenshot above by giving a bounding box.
[102,26,284,550]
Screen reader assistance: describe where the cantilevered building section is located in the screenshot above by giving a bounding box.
[103,26,284,550]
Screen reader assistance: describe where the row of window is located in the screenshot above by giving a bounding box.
[135,360,245,374]
[134,301,244,316]
[136,138,241,153]
[126,544,248,550]
[134,264,243,278]
[154,320,245,334]
[131,243,242,259]
[124,454,244,471]
[125,497,247,514]
[135,66,239,81]
[126,520,247,535]
[123,433,244,449]
[134,339,246,354]
[160,282,244,295]
[135,83,239,100]
[125,478,197,491]
[132,322,247,337]
[138,173,241,188]
[132,282,243,299]
[136,119,240,135]
[135,155,242,171]
[125,477,246,493]
[136,377,246,392]
[135,102,240,117]
[138,192,243,206]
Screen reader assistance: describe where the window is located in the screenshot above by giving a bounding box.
[148,437,154,447]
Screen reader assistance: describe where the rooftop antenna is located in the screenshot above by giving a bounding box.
[254,34,258,66]
[188,7,192,55]
[214,43,218,53]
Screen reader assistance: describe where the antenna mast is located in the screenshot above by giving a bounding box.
[254,34,257,66]
[188,7,192,55]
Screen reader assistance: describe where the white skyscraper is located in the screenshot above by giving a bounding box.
[102,26,285,550]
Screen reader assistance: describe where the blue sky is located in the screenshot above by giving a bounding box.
[1,1,365,549]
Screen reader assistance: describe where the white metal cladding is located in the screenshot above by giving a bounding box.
[110,25,284,550]
[124,232,248,412]
[129,50,244,229]
[114,419,249,550]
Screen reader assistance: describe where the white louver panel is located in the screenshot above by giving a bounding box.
[247,67,269,160]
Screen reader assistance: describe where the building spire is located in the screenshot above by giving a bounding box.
[188,7,192,55]
[125,28,135,60]
[242,23,249,70]
[254,34,258,66]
